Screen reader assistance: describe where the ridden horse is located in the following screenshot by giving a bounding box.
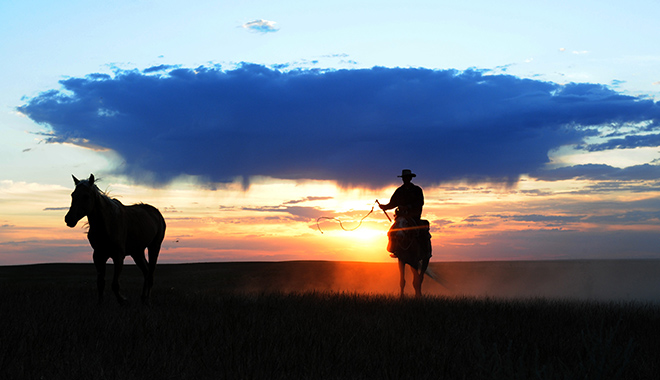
[65,174,166,304]
[389,216,432,297]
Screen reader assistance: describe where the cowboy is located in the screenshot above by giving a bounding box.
[379,169,430,258]
[379,169,424,221]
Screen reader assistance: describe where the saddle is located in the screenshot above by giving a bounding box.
[387,217,432,259]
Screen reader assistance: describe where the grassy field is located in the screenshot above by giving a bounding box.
[1,261,660,379]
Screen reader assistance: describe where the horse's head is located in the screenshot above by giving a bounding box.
[65,174,98,228]
[391,216,411,239]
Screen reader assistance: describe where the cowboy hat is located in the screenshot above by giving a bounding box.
[398,169,416,178]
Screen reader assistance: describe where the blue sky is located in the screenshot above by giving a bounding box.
[4,0,660,186]
[2,0,660,264]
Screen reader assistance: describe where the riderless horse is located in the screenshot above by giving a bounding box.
[388,215,432,297]
[65,174,166,304]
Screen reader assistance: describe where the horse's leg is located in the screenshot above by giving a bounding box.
[412,240,430,297]
[132,251,151,304]
[146,242,161,299]
[111,256,127,305]
[93,253,107,304]
[411,264,423,297]
[417,257,429,296]
[398,259,406,297]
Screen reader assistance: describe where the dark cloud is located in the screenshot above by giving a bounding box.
[18,64,660,188]
[583,210,660,225]
[585,132,660,151]
[534,163,660,182]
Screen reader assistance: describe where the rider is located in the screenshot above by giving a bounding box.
[379,169,429,258]
[379,169,424,221]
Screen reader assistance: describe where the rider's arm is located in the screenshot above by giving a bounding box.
[379,188,402,211]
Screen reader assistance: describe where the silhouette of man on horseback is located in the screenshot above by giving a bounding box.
[379,169,431,259]
[378,169,433,296]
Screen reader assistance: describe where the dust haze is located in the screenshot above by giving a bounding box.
[220,260,660,302]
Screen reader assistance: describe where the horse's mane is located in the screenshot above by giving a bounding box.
[79,178,124,211]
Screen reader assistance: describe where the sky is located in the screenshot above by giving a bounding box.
[2,0,660,265]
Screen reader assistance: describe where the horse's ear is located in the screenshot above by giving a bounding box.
[72,175,80,185]
[89,174,95,185]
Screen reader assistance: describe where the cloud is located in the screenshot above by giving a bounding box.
[491,213,584,225]
[143,64,180,73]
[610,79,626,86]
[583,210,660,226]
[584,132,660,151]
[17,64,660,188]
[242,19,279,33]
[284,196,334,205]
[242,206,325,222]
[534,163,660,182]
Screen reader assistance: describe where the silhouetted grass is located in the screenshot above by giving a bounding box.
[1,263,659,379]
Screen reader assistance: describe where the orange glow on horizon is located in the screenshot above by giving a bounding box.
[4,174,660,265]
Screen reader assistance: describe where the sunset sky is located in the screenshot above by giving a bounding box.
[2,0,660,265]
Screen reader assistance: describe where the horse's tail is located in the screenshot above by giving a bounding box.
[144,204,166,271]
[425,267,451,292]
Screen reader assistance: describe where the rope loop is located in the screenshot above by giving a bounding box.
[316,201,380,234]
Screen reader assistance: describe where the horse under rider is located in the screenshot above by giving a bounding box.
[379,169,430,258]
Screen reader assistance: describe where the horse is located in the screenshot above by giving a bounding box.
[388,216,432,297]
[65,174,166,305]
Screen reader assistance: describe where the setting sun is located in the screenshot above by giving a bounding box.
[346,227,385,242]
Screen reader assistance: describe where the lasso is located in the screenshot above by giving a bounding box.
[316,200,388,234]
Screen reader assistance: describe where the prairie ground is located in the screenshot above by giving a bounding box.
[1,260,659,379]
